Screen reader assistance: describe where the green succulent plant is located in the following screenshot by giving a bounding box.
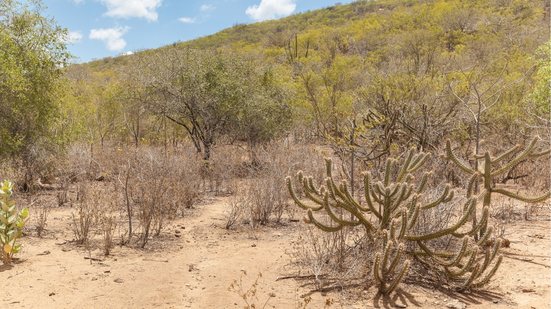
[0,180,29,264]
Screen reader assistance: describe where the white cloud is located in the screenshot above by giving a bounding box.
[89,27,129,51]
[121,51,134,56]
[71,0,84,4]
[178,17,196,24]
[100,0,162,21]
[200,4,215,12]
[66,31,83,44]
[245,0,296,21]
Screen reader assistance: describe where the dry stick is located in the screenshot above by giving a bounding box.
[124,165,133,244]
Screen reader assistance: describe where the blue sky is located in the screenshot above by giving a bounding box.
[43,0,351,63]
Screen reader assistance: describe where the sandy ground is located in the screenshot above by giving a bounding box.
[1,194,550,308]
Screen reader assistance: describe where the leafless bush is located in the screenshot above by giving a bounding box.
[99,212,117,256]
[228,271,275,309]
[248,176,288,225]
[208,146,244,194]
[35,205,50,238]
[119,147,202,247]
[225,193,246,230]
[71,185,97,244]
[289,225,367,291]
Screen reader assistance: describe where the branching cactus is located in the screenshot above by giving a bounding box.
[286,149,502,294]
[0,180,29,264]
[446,137,551,236]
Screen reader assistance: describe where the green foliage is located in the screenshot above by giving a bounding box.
[528,40,551,117]
[68,0,548,155]
[0,0,69,184]
[287,149,502,294]
[0,180,29,264]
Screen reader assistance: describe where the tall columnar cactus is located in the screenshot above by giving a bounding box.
[446,137,551,236]
[286,149,502,295]
[0,180,29,264]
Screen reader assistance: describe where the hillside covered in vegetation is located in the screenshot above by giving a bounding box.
[66,0,550,163]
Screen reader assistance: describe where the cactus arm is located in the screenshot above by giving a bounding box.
[480,239,501,270]
[363,173,382,219]
[339,181,370,213]
[420,185,453,209]
[373,252,384,285]
[306,177,321,196]
[381,243,392,272]
[491,144,521,164]
[475,226,493,246]
[306,210,343,232]
[446,248,478,277]
[397,212,408,240]
[446,140,476,175]
[397,149,414,182]
[416,172,430,193]
[405,199,474,241]
[461,263,481,288]
[386,243,405,275]
[384,159,394,186]
[529,148,551,158]
[407,153,429,174]
[470,255,502,288]
[406,204,420,230]
[466,173,479,198]
[383,260,410,295]
[322,196,360,227]
[492,188,550,203]
[416,238,469,267]
[491,137,538,177]
[286,177,324,211]
[451,203,487,238]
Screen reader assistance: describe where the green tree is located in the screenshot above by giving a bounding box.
[0,0,69,187]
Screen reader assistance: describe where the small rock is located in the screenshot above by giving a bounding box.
[49,292,55,297]
[522,288,535,293]
[446,300,466,309]
[395,304,407,308]
[251,244,257,247]
[104,270,111,273]
[114,278,124,283]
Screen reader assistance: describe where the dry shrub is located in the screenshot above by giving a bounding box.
[99,212,117,256]
[208,145,244,194]
[290,225,368,292]
[222,141,326,229]
[225,193,246,230]
[121,147,202,247]
[35,204,50,238]
[71,185,97,244]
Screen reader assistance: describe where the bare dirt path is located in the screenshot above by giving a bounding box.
[0,197,326,308]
